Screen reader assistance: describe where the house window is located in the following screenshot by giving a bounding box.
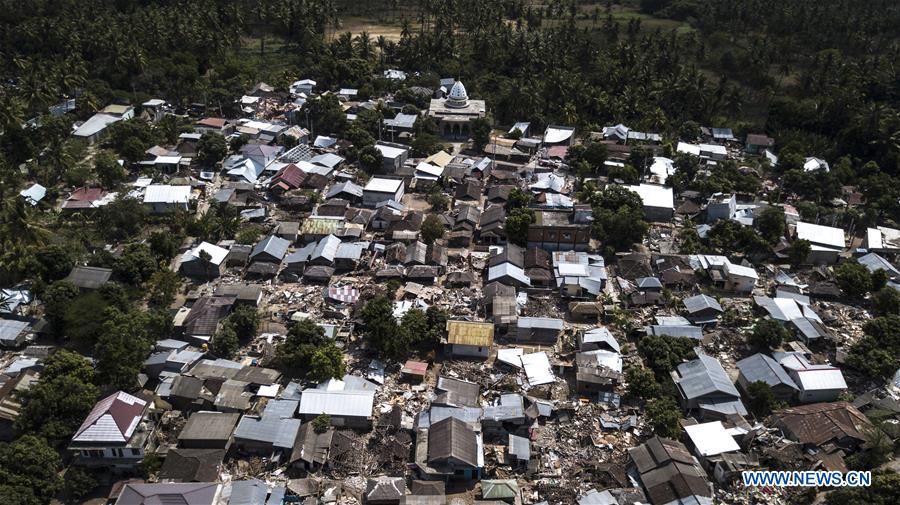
[562,232,572,241]
[131,448,141,456]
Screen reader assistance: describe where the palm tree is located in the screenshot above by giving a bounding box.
[355,31,373,60]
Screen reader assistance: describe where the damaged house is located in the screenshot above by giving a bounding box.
[672,353,747,418]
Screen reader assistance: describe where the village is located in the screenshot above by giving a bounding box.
[1,69,899,505]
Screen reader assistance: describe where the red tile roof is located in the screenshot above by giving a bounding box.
[197,117,227,128]
[270,164,307,190]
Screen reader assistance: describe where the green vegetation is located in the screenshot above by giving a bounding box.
[361,296,448,359]
[645,396,682,439]
[420,214,445,245]
[637,334,696,378]
[0,435,64,505]
[834,262,873,299]
[847,315,900,379]
[748,318,789,351]
[745,381,782,418]
[583,184,648,256]
[16,350,99,443]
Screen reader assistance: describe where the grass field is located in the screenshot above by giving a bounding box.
[337,16,406,42]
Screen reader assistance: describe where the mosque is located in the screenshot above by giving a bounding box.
[427,80,487,139]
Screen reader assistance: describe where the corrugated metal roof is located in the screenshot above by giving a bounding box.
[297,389,375,418]
[445,320,494,347]
[517,317,563,330]
[793,368,847,391]
[521,352,555,385]
[683,294,722,314]
[736,354,798,390]
[72,391,146,444]
[251,235,290,261]
[684,421,740,457]
[0,319,29,343]
[676,355,740,400]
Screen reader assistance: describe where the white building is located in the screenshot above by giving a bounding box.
[73,104,135,144]
[143,185,192,213]
[69,391,154,469]
[624,184,674,222]
[794,221,845,264]
[363,178,405,207]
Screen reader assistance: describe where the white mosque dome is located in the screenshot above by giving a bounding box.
[449,80,468,100]
[446,80,469,108]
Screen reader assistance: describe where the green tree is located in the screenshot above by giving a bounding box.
[147,270,183,308]
[847,315,900,379]
[94,150,125,188]
[505,208,534,246]
[645,396,682,438]
[31,243,78,283]
[871,269,889,292]
[872,286,900,315]
[749,318,789,350]
[98,197,147,241]
[94,309,155,390]
[358,144,383,173]
[308,343,346,382]
[277,319,328,374]
[16,350,99,442]
[826,470,900,504]
[470,117,492,152]
[420,214,445,245]
[835,262,872,298]
[227,305,260,341]
[361,295,403,358]
[148,231,181,260]
[608,164,639,184]
[625,366,662,400]
[113,243,158,285]
[0,435,64,505]
[746,381,781,418]
[211,322,239,359]
[424,306,449,346]
[42,280,79,334]
[588,185,649,254]
[428,191,449,212]
[312,414,331,433]
[197,133,227,167]
[63,467,98,502]
[637,334,696,377]
[788,239,811,266]
[64,292,112,344]
[506,188,533,211]
[755,206,786,244]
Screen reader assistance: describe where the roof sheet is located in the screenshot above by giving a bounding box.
[796,221,845,248]
[143,185,191,204]
[364,177,403,193]
[676,354,741,400]
[625,184,674,209]
[736,354,798,390]
[72,391,146,444]
[446,320,494,347]
[684,421,740,457]
[297,389,375,418]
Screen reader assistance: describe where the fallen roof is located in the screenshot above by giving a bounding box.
[683,421,740,457]
[774,402,871,446]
